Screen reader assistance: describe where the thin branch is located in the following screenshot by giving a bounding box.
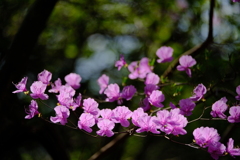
[88,133,129,160]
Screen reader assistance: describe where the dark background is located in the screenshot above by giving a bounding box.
[0,0,240,159]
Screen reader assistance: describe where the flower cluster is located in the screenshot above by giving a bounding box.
[13,46,240,160]
[193,127,240,159]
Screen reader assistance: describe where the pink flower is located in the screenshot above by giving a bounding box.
[65,73,81,89]
[115,54,127,70]
[148,90,165,108]
[49,78,62,93]
[228,106,240,123]
[227,138,240,157]
[136,115,160,134]
[50,105,70,125]
[179,98,196,116]
[25,100,40,119]
[104,83,136,104]
[208,142,226,160]
[99,109,113,120]
[128,57,153,79]
[210,97,228,119]
[104,83,120,102]
[153,108,188,135]
[112,106,132,127]
[30,81,49,100]
[12,77,28,93]
[120,85,136,101]
[78,113,95,133]
[235,85,240,100]
[131,108,148,127]
[59,85,75,97]
[38,69,52,85]
[233,0,240,2]
[177,55,196,77]
[144,84,159,97]
[145,72,160,85]
[139,97,151,111]
[190,83,207,101]
[156,46,173,63]
[97,74,109,94]
[193,127,220,148]
[97,119,115,137]
[82,98,100,116]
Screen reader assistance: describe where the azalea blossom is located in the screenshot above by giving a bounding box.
[96,119,115,137]
[50,105,70,125]
[78,113,95,133]
[235,85,240,100]
[193,127,220,148]
[115,54,127,70]
[128,57,153,79]
[179,98,196,116]
[148,90,165,108]
[97,74,109,94]
[30,81,49,100]
[12,77,28,93]
[228,106,240,123]
[210,97,228,119]
[190,83,207,101]
[156,46,173,63]
[227,138,240,157]
[65,73,81,89]
[38,69,52,85]
[25,100,40,119]
[112,106,132,127]
[177,55,196,77]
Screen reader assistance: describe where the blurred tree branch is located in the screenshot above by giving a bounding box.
[162,0,215,78]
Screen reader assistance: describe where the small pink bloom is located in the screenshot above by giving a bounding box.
[156,46,173,63]
[50,105,70,125]
[208,142,226,160]
[228,106,240,123]
[210,97,228,119]
[140,97,151,112]
[25,100,39,119]
[128,57,153,79]
[49,78,62,93]
[112,106,132,127]
[97,119,115,137]
[104,83,120,102]
[235,85,240,100]
[115,54,127,71]
[177,55,196,77]
[99,109,113,120]
[65,73,81,89]
[148,90,165,108]
[193,127,220,148]
[83,98,100,116]
[38,69,52,85]
[145,72,160,85]
[30,81,49,100]
[136,115,160,134]
[120,85,136,101]
[12,77,28,93]
[179,98,196,116]
[190,83,207,101]
[132,108,148,127]
[97,74,109,94]
[227,138,240,157]
[78,113,95,133]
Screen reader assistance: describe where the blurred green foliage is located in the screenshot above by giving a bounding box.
[1,0,240,160]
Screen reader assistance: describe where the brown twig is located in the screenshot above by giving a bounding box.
[88,133,129,160]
